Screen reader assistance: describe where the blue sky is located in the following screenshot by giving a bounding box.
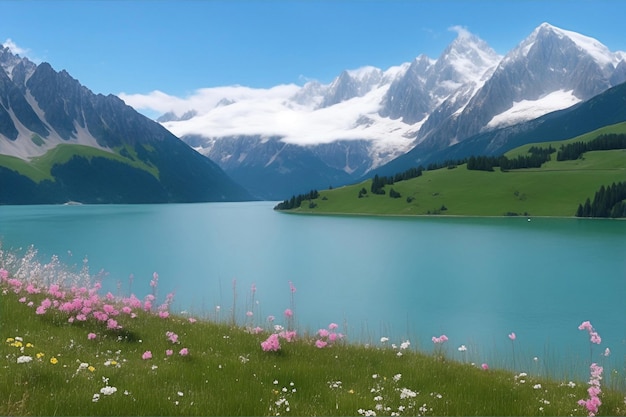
[2,0,626,97]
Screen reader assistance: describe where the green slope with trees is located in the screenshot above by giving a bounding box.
[276,123,626,217]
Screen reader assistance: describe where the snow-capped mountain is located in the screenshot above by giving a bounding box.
[122,23,626,199]
[414,22,626,154]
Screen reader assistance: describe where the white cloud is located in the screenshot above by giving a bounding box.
[448,25,471,39]
[119,82,417,150]
[3,38,29,56]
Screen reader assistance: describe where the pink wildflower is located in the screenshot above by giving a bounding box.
[328,322,338,330]
[18,297,26,303]
[481,363,489,370]
[315,339,328,348]
[279,330,297,342]
[0,268,8,280]
[106,319,119,330]
[246,311,253,317]
[508,332,516,341]
[284,308,293,318]
[578,321,593,331]
[35,306,47,315]
[158,311,170,319]
[166,349,173,356]
[261,333,281,352]
[289,281,296,293]
[179,348,189,356]
[166,331,178,344]
[87,333,97,340]
[142,351,152,360]
[318,328,330,338]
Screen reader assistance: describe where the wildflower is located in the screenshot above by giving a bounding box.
[458,345,467,352]
[88,366,96,372]
[17,355,33,364]
[50,357,58,365]
[188,317,197,323]
[100,386,117,396]
[380,337,389,343]
[92,393,100,402]
[36,352,45,359]
[432,334,448,344]
[603,348,610,357]
[261,333,281,352]
[508,332,516,341]
[166,331,179,344]
[393,373,402,382]
[158,311,169,319]
[328,322,338,330]
[142,351,152,360]
[481,363,489,370]
[400,340,410,350]
[87,333,97,340]
[284,308,293,318]
[318,328,330,338]
[315,339,328,348]
[166,349,173,356]
[533,384,542,390]
[179,348,189,356]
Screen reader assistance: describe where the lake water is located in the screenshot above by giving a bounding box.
[0,202,624,385]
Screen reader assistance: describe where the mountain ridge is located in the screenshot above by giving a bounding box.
[0,46,254,204]
[139,23,626,199]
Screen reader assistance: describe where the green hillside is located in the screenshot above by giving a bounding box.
[280,123,626,217]
[0,144,159,183]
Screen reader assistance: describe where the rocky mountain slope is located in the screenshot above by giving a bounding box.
[0,46,253,204]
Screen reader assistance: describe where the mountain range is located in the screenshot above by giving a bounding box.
[2,22,625,204]
[149,23,626,199]
[0,46,253,204]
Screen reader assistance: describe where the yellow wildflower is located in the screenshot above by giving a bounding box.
[26,343,34,348]
[50,357,58,365]
[6,337,14,343]
[36,352,45,359]
[110,360,118,366]
[88,366,95,372]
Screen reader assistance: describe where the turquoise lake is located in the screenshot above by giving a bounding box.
[0,202,624,385]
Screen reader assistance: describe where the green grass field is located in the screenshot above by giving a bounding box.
[0,144,159,183]
[1,249,624,416]
[287,124,626,217]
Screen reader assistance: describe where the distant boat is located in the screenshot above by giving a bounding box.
[63,201,83,206]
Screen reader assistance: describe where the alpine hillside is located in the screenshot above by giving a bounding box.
[148,23,626,200]
[0,45,254,204]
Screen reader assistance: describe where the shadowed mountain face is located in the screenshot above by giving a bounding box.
[0,45,254,204]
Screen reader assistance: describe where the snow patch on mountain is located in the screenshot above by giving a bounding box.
[485,89,580,129]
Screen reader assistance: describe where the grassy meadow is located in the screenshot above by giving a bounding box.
[285,123,626,217]
[0,143,159,183]
[1,246,624,416]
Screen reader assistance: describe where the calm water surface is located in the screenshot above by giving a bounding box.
[0,202,624,383]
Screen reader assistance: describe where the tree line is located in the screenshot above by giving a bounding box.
[466,146,555,172]
[576,181,626,218]
[556,133,626,161]
[274,189,320,210]
[370,166,424,195]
